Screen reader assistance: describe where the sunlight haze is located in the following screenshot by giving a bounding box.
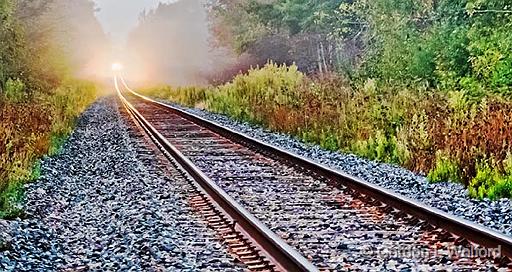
[1,0,511,270]
[93,0,176,44]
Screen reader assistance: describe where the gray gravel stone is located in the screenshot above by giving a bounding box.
[161,100,512,236]
[0,98,243,271]
[128,99,498,271]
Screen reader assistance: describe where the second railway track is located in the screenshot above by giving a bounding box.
[116,76,512,271]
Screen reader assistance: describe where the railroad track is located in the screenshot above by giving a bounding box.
[115,76,512,271]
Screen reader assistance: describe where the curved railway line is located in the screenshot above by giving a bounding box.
[115,76,512,271]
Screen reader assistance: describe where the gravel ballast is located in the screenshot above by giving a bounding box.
[0,98,243,271]
[161,100,512,236]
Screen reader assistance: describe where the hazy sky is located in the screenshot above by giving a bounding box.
[93,0,175,44]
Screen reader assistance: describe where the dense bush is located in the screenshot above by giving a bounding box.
[0,0,104,217]
[212,1,511,95]
[0,80,98,218]
[200,0,512,200]
[4,78,26,102]
[142,63,512,200]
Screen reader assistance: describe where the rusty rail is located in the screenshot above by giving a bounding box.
[115,76,318,272]
[118,76,512,259]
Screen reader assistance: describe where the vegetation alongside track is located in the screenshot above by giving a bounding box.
[0,81,98,218]
[138,0,512,200]
[141,62,512,201]
[0,0,104,218]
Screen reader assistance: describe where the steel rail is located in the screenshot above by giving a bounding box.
[115,76,318,272]
[119,76,512,259]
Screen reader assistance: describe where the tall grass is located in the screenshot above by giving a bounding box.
[0,80,98,218]
[141,63,512,200]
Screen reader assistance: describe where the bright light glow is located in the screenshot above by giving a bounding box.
[112,62,124,71]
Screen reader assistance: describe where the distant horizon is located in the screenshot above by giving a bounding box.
[92,0,176,45]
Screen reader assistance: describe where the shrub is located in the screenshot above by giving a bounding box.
[4,78,25,102]
[139,85,212,108]
[489,178,512,200]
[0,80,98,218]
[468,154,512,200]
[427,152,462,184]
[468,162,498,199]
[142,63,512,200]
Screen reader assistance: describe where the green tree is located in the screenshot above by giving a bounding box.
[209,0,345,73]
[0,0,24,93]
[338,0,437,83]
[466,0,512,94]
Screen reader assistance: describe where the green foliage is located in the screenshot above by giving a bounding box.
[140,85,212,108]
[207,63,304,124]
[352,131,408,164]
[216,0,343,46]
[0,0,25,92]
[490,179,512,200]
[210,0,344,71]
[468,159,512,200]
[339,0,438,83]
[48,133,68,156]
[469,153,512,200]
[252,0,343,35]
[143,62,512,199]
[0,160,41,219]
[0,80,98,218]
[1,0,104,96]
[4,78,25,102]
[170,0,512,200]
[213,0,511,95]
[428,152,462,184]
[337,0,512,93]
[29,161,41,181]
[0,0,104,217]
[210,1,267,54]
[0,180,24,219]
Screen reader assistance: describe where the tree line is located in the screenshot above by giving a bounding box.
[0,0,107,98]
[208,0,512,95]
